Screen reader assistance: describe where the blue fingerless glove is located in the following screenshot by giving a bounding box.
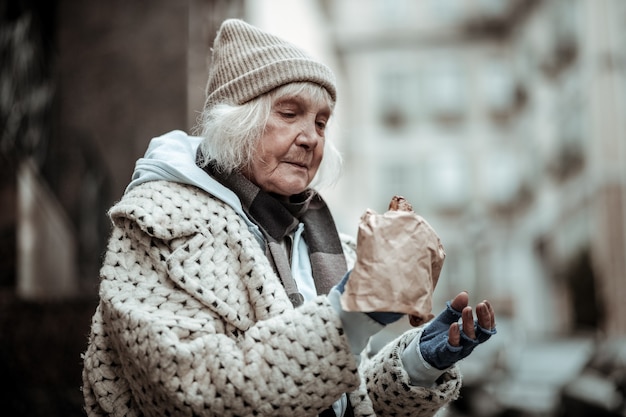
[335,271,405,325]
[419,301,497,370]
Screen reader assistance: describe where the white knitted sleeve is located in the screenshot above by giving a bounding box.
[83,181,362,417]
[360,328,462,417]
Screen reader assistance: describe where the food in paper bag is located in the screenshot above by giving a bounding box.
[340,196,445,326]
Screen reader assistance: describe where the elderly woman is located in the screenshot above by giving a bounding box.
[82,19,496,417]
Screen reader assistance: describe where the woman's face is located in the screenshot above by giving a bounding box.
[244,93,330,196]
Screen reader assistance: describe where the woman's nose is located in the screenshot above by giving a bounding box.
[296,120,319,149]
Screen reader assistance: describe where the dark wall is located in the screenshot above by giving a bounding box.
[40,0,190,288]
[1,1,191,415]
[56,0,189,200]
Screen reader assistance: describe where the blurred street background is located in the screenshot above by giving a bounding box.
[1,0,626,416]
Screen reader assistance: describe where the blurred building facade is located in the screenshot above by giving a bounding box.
[320,0,626,340]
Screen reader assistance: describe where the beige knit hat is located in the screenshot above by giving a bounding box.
[204,19,337,111]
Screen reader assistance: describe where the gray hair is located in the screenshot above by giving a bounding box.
[195,82,343,190]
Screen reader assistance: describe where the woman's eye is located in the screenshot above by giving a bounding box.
[316,121,327,130]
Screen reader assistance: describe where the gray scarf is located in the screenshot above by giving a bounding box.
[202,162,347,307]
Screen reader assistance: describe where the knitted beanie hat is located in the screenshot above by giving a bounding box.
[204,19,337,111]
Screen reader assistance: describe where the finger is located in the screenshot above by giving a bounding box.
[450,291,469,312]
[409,315,424,327]
[448,322,460,347]
[462,306,475,339]
[484,300,496,328]
[476,302,492,330]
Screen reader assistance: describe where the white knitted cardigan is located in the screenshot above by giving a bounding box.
[82,180,461,416]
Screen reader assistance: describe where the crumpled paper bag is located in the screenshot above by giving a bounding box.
[340,206,445,324]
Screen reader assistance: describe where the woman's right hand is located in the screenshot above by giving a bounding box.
[335,271,405,325]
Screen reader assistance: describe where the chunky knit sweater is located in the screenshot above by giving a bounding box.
[82,180,461,416]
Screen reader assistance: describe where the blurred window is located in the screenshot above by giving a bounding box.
[425,59,466,124]
[478,0,510,17]
[380,161,422,208]
[558,105,585,176]
[482,57,517,119]
[378,68,420,131]
[377,0,410,25]
[553,0,578,45]
[481,148,524,206]
[427,151,470,211]
[428,0,461,24]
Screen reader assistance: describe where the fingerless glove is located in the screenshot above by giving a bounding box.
[419,301,496,370]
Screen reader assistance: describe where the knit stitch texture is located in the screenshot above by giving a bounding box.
[82,180,461,416]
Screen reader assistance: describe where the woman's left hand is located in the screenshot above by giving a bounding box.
[419,291,497,370]
[448,291,496,346]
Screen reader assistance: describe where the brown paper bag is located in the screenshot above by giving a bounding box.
[340,203,445,324]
